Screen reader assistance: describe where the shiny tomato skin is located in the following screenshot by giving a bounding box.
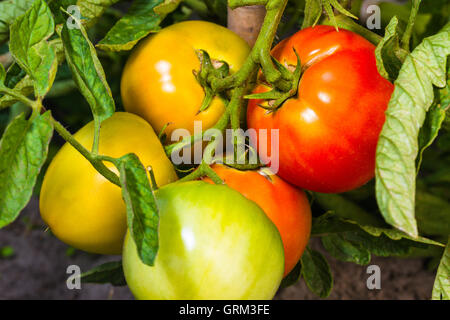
[123,181,284,300]
[204,164,311,276]
[247,26,394,193]
[40,112,178,255]
[121,20,250,138]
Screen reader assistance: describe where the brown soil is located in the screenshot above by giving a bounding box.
[0,197,436,300]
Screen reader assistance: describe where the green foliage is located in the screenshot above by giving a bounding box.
[0,65,34,109]
[0,111,53,228]
[415,191,450,236]
[60,9,115,126]
[432,238,450,300]
[303,0,357,30]
[0,0,35,44]
[9,0,57,98]
[375,17,407,81]
[80,260,127,286]
[321,234,371,265]
[417,73,449,171]
[0,64,5,84]
[301,247,333,298]
[302,0,323,29]
[280,260,302,288]
[97,0,180,52]
[117,154,160,266]
[375,23,450,237]
[77,0,121,27]
[312,211,442,262]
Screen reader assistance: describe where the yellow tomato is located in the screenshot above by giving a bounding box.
[39,112,177,255]
[120,20,250,139]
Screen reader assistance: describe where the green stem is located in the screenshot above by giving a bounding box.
[178,161,224,184]
[51,117,121,187]
[147,165,159,190]
[229,85,247,130]
[0,86,36,109]
[254,0,287,83]
[401,0,420,51]
[92,118,100,155]
[211,0,288,91]
[165,109,230,157]
[202,163,224,184]
[322,14,382,45]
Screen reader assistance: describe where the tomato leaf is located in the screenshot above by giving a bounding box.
[9,0,57,98]
[47,0,77,25]
[302,0,322,29]
[0,64,34,109]
[60,8,115,128]
[375,16,407,82]
[311,211,360,235]
[280,260,302,289]
[77,0,120,27]
[312,212,444,248]
[0,39,64,109]
[375,23,450,237]
[417,73,449,171]
[415,191,450,236]
[80,260,126,286]
[321,234,371,265]
[154,0,182,16]
[0,111,53,228]
[343,230,427,257]
[118,153,159,266]
[301,247,333,298]
[432,238,450,300]
[97,0,179,52]
[0,0,35,44]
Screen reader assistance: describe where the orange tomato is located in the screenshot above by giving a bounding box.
[204,164,312,276]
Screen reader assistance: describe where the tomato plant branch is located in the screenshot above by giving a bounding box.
[211,0,289,92]
[178,161,223,184]
[164,0,288,181]
[51,117,121,187]
[0,86,37,110]
[164,109,230,157]
[322,14,382,45]
[92,119,100,155]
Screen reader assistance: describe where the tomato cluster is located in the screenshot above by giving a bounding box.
[40,21,393,300]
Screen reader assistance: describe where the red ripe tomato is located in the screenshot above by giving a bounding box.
[247,26,394,193]
[204,164,312,276]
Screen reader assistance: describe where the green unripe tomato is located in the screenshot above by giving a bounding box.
[123,181,285,300]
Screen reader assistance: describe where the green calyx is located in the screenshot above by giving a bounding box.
[245,48,303,113]
[194,49,231,114]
